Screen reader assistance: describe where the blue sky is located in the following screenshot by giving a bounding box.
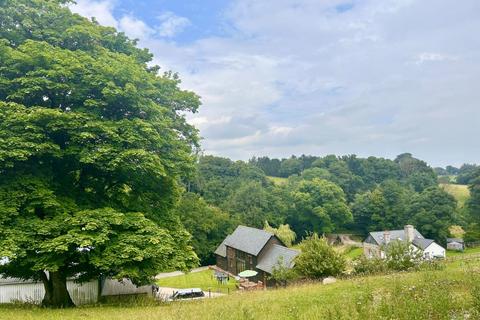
[71,0,480,167]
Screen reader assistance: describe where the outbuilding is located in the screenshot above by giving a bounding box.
[446,238,465,251]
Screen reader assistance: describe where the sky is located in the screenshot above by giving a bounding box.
[70,0,480,167]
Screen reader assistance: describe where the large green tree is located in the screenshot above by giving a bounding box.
[0,0,199,307]
[286,178,352,235]
[174,193,234,265]
[407,187,457,243]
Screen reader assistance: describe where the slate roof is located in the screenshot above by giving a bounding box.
[214,235,231,257]
[223,225,275,256]
[447,238,464,244]
[368,229,424,246]
[412,238,435,250]
[256,244,300,274]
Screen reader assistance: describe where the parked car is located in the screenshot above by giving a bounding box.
[170,288,205,301]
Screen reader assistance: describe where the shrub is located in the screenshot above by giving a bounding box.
[294,234,346,279]
[352,255,388,275]
[270,256,298,287]
[384,240,423,271]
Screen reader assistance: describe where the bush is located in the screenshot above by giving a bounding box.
[352,255,388,275]
[270,256,298,287]
[384,240,423,271]
[353,240,441,275]
[294,234,346,279]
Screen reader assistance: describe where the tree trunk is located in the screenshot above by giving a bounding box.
[40,271,75,308]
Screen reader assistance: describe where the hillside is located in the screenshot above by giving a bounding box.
[440,183,470,207]
[2,255,479,320]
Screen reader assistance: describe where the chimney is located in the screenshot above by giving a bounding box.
[383,231,391,245]
[404,225,415,243]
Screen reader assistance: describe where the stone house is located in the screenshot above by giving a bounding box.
[214,225,299,286]
[363,225,446,259]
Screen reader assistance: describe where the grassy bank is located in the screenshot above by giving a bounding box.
[1,255,480,320]
[440,183,470,207]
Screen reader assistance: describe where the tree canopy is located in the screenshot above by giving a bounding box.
[0,0,199,307]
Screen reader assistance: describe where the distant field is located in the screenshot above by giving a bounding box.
[440,183,470,207]
[266,176,288,186]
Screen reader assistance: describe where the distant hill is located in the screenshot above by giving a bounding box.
[440,183,470,207]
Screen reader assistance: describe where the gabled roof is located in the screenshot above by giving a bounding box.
[447,238,464,244]
[224,226,275,256]
[367,229,424,246]
[214,235,231,257]
[412,238,435,250]
[256,244,300,274]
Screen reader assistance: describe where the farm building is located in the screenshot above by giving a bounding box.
[0,276,157,305]
[214,225,299,286]
[363,225,446,259]
[446,238,465,251]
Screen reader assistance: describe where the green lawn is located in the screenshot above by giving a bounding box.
[2,254,480,319]
[440,183,470,207]
[446,246,480,257]
[156,269,236,294]
[344,247,363,260]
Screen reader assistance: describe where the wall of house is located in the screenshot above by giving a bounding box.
[447,242,464,251]
[423,243,446,259]
[0,279,98,305]
[215,255,228,271]
[363,242,383,258]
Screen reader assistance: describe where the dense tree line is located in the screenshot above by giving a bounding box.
[178,153,462,263]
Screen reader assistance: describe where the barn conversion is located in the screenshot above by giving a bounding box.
[363,225,446,259]
[214,225,299,286]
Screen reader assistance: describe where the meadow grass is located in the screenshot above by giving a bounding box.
[156,269,236,293]
[266,176,288,186]
[2,253,480,320]
[440,183,470,207]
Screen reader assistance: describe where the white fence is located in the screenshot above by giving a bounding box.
[0,279,99,305]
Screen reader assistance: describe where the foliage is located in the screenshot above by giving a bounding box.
[0,0,199,307]
[287,179,352,235]
[467,168,480,222]
[407,187,457,243]
[352,256,388,275]
[352,181,413,233]
[457,164,479,184]
[294,234,346,279]
[270,256,298,287]
[264,222,297,247]
[384,240,423,271]
[449,225,466,238]
[174,193,234,265]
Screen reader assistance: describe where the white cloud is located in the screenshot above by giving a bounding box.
[415,52,458,65]
[69,0,480,166]
[119,15,154,40]
[157,12,191,38]
[69,0,118,28]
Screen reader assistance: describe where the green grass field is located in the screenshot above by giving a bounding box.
[3,251,480,319]
[156,269,236,293]
[266,176,288,186]
[440,183,470,207]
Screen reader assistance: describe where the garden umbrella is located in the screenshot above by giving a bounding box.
[238,270,258,278]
